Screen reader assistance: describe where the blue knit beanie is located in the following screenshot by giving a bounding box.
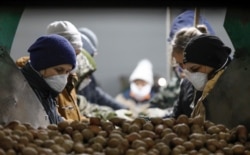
[28,34,76,71]
[78,27,98,57]
[168,10,215,42]
[80,34,96,57]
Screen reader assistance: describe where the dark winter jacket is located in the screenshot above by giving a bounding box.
[78,74,128,110]
[168,78,202,118]
[21,62,63,124]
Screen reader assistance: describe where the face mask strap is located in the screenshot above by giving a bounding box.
[216,57,229,72]
[208,57,229,79]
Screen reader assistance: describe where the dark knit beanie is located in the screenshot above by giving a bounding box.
[183,34,231,70]
[28,34,76,71]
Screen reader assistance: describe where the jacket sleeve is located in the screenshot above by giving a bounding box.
[95,87,128,110]
[78,75,128,110]
[169,78,194,118]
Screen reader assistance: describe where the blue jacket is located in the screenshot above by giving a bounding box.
[21,62,63,124]
[78,74,128,110]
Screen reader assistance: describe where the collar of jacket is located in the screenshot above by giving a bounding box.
[21,62,59,98]
[201,69,225,101]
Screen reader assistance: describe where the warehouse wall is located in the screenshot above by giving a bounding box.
[10,7,234,97]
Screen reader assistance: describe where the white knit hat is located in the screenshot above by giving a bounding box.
[129,59,154,86]
[46,21,83,52]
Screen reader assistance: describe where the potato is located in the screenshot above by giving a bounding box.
[131,139,147,149]
[109,132,123,140]
[122,122,130,133]
[105,147,120,155]
[61,139,74,153]
[50,144,65,153]
[18,136,29,146]
[183,141,195,151]
[150,117,163,126]
[160,128,173,138]
[128,124,140,133]
[64,126,73,135]
[191,124,204,134]
[22,131,34,141]
[176,114,189,125]
[57,121,70,131]
[73,122,88,131]
[0,136,13,150]
[6,149,16,155]
[207,125,221,134]
[232,144,245,154]
[143,137,155,148]
[73,142,85,154]
[37,148,53,154]
[101,121,114,132]
[72,131,83,142]
[5,120,21,130]
[135,146,146,154]
[162,118,175,128]
[204,120,215,131]
[173,123,190,139]
[139,130,156,139]
[97,130,108,138]
[107,137,120,148]
[190,115,204,126]
[142,122,154,131]
[91,142,103,152]
[47,124,58,130]
[42,139,55,148]
[82,128,95,142]
[236,125,248,143]
[154,124,164,135]
[170,137,184,147]
[126,132,141,143]
[88,125,102,135]
[92,135,107,147]
[125,149,136,155]
[37,130,49,141]
[161,132,177,145]
[109,117,125,127]
[89,117,101,126]
[22,146,38,155]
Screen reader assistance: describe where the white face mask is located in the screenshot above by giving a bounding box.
[183,69,208,91]
[78,78,91,91]
[44,74,68,92]
[130,82,151,101]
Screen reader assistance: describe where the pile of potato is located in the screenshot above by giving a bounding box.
[0,114,249,155]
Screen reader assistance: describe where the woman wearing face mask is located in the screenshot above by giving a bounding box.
[115,59,157,119]
[165,25,209,119]
[16,21,91,122]
[182,34,232,120]
[20,34,76,124]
